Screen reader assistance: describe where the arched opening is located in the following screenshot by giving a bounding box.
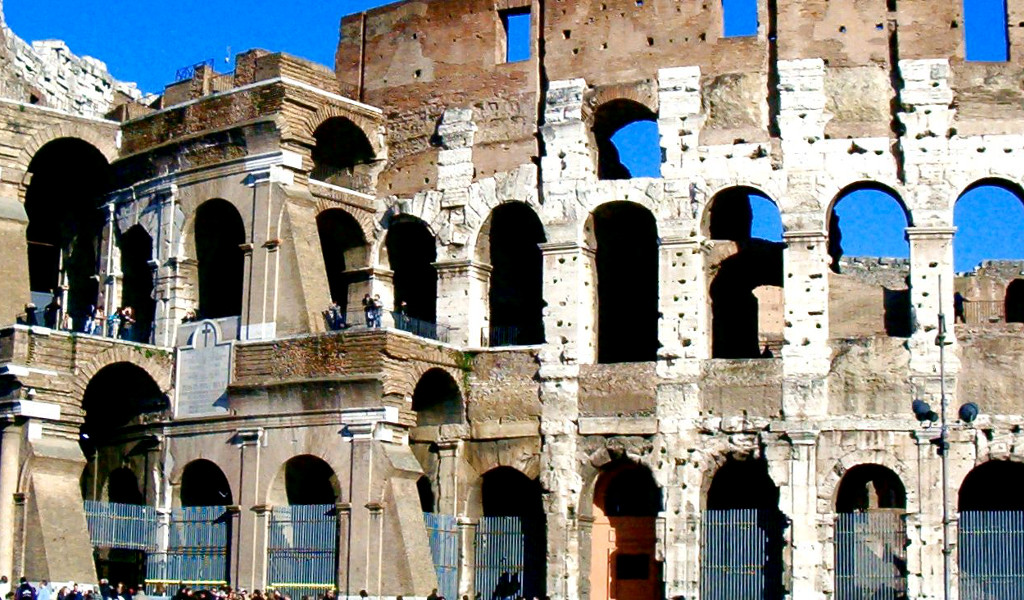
[25,138,112,328]
[589,462,663,600]
[417,476,436,513]
[412,368,463,426]
[384,217,437,324]
[317,208,369,317]
[587,202,659,363]
[592,100,660,180]
[959,461,1024,595]
[106,467,144,505]
[828,184,912,338]
[194,199,245,319]
[119,225,155,343]
[954,181,1024,326]
[268,456,340,600]
[476,202,546,346]
[310,117,377,193]
[1006,279,1024,323]
[833,465,907,600]
[81,363,167,457]
[180,459,233,507]
[477,467,546,599]
[701,457,784,600]
[705,187,784,358]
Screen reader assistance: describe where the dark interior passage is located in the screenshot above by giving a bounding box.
[25,138,112,323]
[107,468,145,505]
[835,464,906,512]
[592,100,659,180]
[417,476,436,513]
[1007,279,1024,323]
[481,467,546,599]
[81,362,168,451]
[195,199,246,319]
[959,461,1024,511]
[180,459,233,507]
[283,455,339,505]
[591,202,659,363]
[483,202,546,345]
[707,188,784,358]
[317,208,368,313]
[385,218,437,322]
[412,368,463,426]
[120,225,155,343]
[311,117,376,191]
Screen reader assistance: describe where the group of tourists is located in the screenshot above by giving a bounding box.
[1,577,136,600]
[324,296,413,332]
[24,292,139,341]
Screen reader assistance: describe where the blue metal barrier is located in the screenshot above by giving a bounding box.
[424,513,459,600]
[959,511,1024,599]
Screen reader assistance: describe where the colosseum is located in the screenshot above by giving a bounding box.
[2,0,1024,598]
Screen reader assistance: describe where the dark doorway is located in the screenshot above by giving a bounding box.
[25,138,112,325]
[590,202,659,363]
[120,225,155,343]
[480,467,546,599]
[417,476,436,513]
[317,209,368,314]
[195,199,246,319]
[958,460,1024,595]
[384,218,437,322]
[480,202,546,346]
[107,468,145,505]
[1006,279,1024,323]
[412,369,463,426]
[81,362,167,454]
[311,118,376,192]
[283,455,339,505]
[180,459,233,507]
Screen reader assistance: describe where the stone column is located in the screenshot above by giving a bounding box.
[434,260,491,347]
[780,430,821,600]
[782,231,831,418]
[906,227,957,373]
[238,242,257,339]
[436,440,462,516]
[912,430,944,600]
[0,422,24,581]
[456,517,477,599]
[250,504,272,592]
[540,242,597,365]
[657,66,703,180]
[658,236,709,365]
[334,502,352,597]
[233,432,262,590]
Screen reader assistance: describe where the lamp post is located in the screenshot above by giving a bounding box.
[911,276,980,600]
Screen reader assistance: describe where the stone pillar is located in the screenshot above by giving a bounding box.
[663,461,702,600]
[782,231,831,418]
[0,422,24,581]
[434,260,491,347]
[779,430,821,600]
[436,441,462,516]
[657,66,703,180]
[456,517,477,599]
[540,242,597,365]
[234,432,262,590]
[538,360,582,600]
[240,175,286,342]
[335,502,352,597]
[912,430,944,600]
[250,504,272,592]
[906,227,957,373]
[238,242,257,339]
[658,236,709,365]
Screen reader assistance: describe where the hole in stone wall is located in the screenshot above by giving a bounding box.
[384,217,437,323]
[180,459,233,507]
[480,467,546,598]
[722,0,758,37]
[706,187,784,359]
[195,199,246,320]
[311,117,376,192]
[592,99,660,180]
[412,368,463,426]
[589,202,659,363]
[119,225,155,343]
[963,0,1009,61]
[417,476,435,512]
[317,208,369,315]
[500,7,531,63]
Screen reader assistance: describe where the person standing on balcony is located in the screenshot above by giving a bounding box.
[954,291,968,324]
[119,306,136,341]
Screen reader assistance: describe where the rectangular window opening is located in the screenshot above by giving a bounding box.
[964,0,1009,62]
[500,7,532,63]
[616,554,651,580]
[723,0,759,38]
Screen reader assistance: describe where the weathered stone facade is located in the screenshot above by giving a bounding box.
[3,0,1024,599]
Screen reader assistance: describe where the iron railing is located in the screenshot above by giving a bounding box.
[424,513,459,600]
[959,511,1024,599]
[268,504,338,600]
[700,509,784,600]
[146,506,231,592]
[175,59,215,82]
[85,501,158,550]
[323,308,453,343]
[475,516,526,600]
[479,325,545,347]
[834,512,907,600]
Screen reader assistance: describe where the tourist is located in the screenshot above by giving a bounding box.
[37,581,51,600]
[372,294,383,327]
[43,294,61,329]
[64,584,82,600]
[16,577,36,600]
[326,301,344,330]
[954,291,968,323]
[0,577,10,600]
[119,306,136,341]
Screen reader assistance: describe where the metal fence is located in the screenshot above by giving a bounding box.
[424,513,459,600]
[146,506,231,592]
[964,300,1005,325]
[959,511,1024,599]
[475,516,526,600]
[834,512,907,600]
[324,309,453,343]
[268,504,338,600]
[479,325,544,347]
[85,501,158,550]
[700,509,783,600]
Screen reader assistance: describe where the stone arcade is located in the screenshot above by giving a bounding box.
[3,0,1024,598]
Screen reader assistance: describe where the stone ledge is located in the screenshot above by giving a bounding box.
[578,416,658,435]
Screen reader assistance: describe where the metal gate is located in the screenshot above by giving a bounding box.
[268,504,338,600]
[700,509,783,600]
[959,511,1024,599]
[146,506,231,591]
[424,513,459,600]
[475,516,525,600]
[834,512,907,600]
[85,501,158,550]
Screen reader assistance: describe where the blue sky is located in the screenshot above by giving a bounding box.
[6,0,1019,272]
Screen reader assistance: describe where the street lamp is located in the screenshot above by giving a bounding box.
[910,276,980,600]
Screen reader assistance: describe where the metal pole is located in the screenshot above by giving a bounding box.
[937,274,951,600]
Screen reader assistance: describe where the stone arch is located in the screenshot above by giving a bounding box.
[298,104,386,160]
[412,368,464,426]
[825,179,912,231]
[701,184,781,240]
[381,361,465,404]
[579,441,660,518]
[584,84,659,125]
[71,348,174,400]
[266,454,341,506]
[178,459,234,507]
[951,453,1024,498]
[317,206,371,313]
[313,198,376,247]
[379,214,438,322]
[834,463,907,512]
[818,451,915,515]
[955,176,1024,206]
[589,97,660,180]
[102,466,145,504]
[16,122,118,183]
